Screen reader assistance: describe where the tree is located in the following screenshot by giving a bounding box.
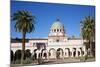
[12,10,36,64]
[80,16,95,57]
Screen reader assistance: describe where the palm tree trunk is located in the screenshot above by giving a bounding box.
[21,32,26,64]
[90,40,93,57]
[88,39,92,57]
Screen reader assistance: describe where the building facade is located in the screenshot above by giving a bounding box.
[11,19,86,60]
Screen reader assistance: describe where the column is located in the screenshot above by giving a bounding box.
[71,51,73,57]
[62,52,64,59]
[37,53,38,59]
[65,51,68,57]
[47,52,50,60]
[83,46,86,56]
[67,51,69,57]
[82,51,85,56]
[42,52,44,59]
[76,50,78,57]
[47,52,49,60]
[80,51,82,57]
[55,52,57,60]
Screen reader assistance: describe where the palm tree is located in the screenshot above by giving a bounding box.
[80,16,95,57]
[12,10,36,64]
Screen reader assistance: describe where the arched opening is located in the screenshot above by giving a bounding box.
[33,49,38,60]
[78,51,80,57]
[73,48,76,57]
[56,48,63,59]
[49,48,56,59]
[80,48,82,55]
[60,29,61,32]
[54,29,56,32]
[34,53,37,60]
[57,29,59,32]
[14,49,22,61]
[25,49,31,59]
[11,50,14,63]
[56,39,59,42]
[38,53,41,59]
[43,53,47,58]
[65,48,70,57]
[41,49,47,59]
[82,51,84,55]
[70,52,72,57]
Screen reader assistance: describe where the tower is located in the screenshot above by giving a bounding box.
[48,19,67,46]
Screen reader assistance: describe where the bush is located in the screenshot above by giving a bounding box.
[80,56,86,62]
[23,58,32,64]
[37,58,43,64]
[31,55,35,60]
[80,55,91,62]
[14,50,21,61]
[15,59,21,64]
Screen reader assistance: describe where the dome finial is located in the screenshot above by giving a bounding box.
[56,18,60,21]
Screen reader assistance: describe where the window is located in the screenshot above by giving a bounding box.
[57,29,59,32]
[60,29,61,32]
[54,29,56,32]
[49,52,51,56]
[56,39,59,42]
[65,52,66,55]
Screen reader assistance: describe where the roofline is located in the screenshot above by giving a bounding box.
[68,38,82,40]
[29,38,48,40]
[48,35,66,37]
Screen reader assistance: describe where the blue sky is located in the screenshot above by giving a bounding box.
[11,1,95,39]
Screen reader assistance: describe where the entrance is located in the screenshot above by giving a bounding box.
[56,48,63,59]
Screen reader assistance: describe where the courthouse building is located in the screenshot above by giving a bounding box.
[11,19,86,60]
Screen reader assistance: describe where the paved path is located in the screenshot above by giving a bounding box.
[10,58,95,67]
[41,59,80,64]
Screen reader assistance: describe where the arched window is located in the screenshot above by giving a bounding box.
[65,52,66,55]
[49,52,51,56]
[56,39,59,42]
[57,29,59,32]
[60,29,61,32]
[54,29,56,32]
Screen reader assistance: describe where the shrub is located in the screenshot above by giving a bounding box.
[80,56,86,62]
[15,59,21,64]
[37,58,43,64]
[23,58,32,64]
